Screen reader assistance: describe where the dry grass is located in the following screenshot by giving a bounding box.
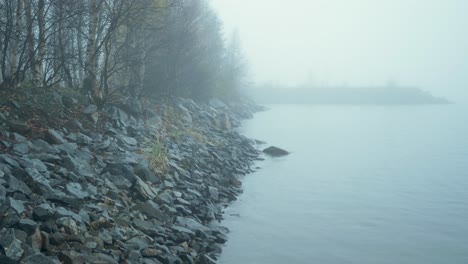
[143,138,168,176]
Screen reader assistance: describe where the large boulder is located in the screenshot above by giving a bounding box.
[263,146,290,157]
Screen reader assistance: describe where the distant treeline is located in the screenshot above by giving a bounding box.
[251,85,450,105]
[0,0,247,103]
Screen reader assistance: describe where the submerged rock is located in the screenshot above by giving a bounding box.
[263,146,290,157]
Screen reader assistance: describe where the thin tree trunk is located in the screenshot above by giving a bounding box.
[9,0,22,84]
[33,0,45,86]
[25,0,35,83]
[83,0,102,97]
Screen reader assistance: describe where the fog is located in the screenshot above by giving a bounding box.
[212,0,468,100]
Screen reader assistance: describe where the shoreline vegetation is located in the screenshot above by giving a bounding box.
[0,87,265,263]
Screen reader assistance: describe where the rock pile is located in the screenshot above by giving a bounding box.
[0,95,262,264]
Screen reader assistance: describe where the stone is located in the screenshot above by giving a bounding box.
[117,135,138,146]
[132,176,158,200]
[56,217,82,235]
[209,98,227,109]
[55,207,83,223]
[21,253,57,264]
[262,146,290,157]
[65,183,89,199]
[83,104,98,114]
[132,201,169,222]
[7,197,25,215]
[141,248,163,258]
[175,217,207,233]
[17,219,37,235]
[45,129,65,145]
[0,154,20,168]
[12,143,29,155]
[0,228,24,261]
[22,168,52,195]
[6,174,32,196]
[8,120,30,134]
[198,254,216,264]
[207,186,219,201]
[11,133,27,142]
[33,204,55,221]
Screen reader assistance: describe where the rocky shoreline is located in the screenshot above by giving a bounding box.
[0,92,263,264]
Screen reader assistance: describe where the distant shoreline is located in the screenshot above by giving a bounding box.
[250,86,451,105]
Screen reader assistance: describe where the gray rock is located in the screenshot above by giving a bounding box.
[141,248,163,258]
[8,120,30,134]
[117,135,138,146]
[33,204,55,221]
[132,176,158,200]
[198,254,216,264]
[132,201,169,222]
[12,143,29,155]
[45,129,65,145]
[11,133,27,142]
[7,197,25,215]
[0,228,24,261]
[22,253,58,264]
[83,104,98,114]
[65,183,89,199]
[175,217,207,233]
[22,168,52,195]
[17,219,37,235]
[55,207,83,223]
[207,186,219,201]
[0,154,20,168]
[209,98,227,109]
[6,174,32,196]
[56,217,82,235]
[262,146,290,157]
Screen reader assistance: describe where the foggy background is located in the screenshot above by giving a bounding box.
[212,0,468,101]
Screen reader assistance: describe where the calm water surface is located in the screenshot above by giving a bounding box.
[220,104,468,264]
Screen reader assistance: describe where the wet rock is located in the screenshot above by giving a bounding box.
[22,253,58,264]
[0,154,20,168]
[33,204,55,221]
[18,219,37,235]
[117,134,138,146]
[65,183,89,199]
[133,201,169,222]
[7,197,25,215]
[6,174,32,196]
[8,120,30,134]
[12,143,29,155]
[132,176,158,200]
[56,217,82,235]
[45,129,65,145]
[20,168,52,195]
[263,146,290,157]
[207,186,219,201]
[141,248,163,258]
[0,228,24,261]
[66,133,93,145]
[55,207,83,223]
[83,104,98,114]
[198,254,216,264]
[0,207,20,228]
[11,133,27,142]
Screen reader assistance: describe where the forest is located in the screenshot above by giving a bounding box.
[0,0,247,105]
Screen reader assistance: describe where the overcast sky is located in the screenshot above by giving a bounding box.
[212,0,468,98]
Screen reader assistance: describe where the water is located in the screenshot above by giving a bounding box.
[219,104,468,264]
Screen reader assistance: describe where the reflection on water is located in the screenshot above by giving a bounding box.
[220,104,468,264]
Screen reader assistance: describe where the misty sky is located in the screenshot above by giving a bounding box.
[212,0,468,98]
